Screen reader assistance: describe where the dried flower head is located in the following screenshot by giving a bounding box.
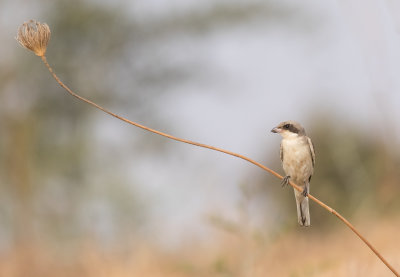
[16,20,51,57]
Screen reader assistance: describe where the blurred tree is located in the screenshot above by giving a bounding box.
[310,118,400,218]
[1,0,301,252]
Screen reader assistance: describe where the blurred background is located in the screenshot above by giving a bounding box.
[1,0,400,276]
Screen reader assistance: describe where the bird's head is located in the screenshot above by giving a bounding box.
[271,120,306,138]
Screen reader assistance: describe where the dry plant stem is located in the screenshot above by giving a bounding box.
[40,55,399,277]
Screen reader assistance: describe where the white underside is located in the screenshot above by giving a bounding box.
[280,134,313,226]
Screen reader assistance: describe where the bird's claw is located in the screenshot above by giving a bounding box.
[281,176,290,187]
[302,186,309,197]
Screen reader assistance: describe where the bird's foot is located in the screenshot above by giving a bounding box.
[302,186,309,197]
[281,175,290,187]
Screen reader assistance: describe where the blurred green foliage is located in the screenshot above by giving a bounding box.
[310,118,400,220]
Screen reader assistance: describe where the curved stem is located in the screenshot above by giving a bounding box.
[40,55,399,277]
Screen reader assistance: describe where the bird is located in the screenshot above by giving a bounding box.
[271,121,315,227]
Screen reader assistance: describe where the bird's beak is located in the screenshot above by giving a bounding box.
[271,127,279,133]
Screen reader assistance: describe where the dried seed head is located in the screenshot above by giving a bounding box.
[16,20,51,57]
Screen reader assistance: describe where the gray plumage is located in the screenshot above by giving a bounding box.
[271,120,315,226]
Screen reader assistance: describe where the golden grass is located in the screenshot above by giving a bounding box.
[1,215,399,277]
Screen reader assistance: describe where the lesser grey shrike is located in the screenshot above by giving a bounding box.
[271,120,315,227]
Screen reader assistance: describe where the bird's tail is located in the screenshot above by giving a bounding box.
[294,189,310,227]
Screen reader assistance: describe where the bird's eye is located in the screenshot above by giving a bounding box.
[283,124,290,129]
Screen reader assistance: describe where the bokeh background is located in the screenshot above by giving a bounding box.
[1,0,400,276]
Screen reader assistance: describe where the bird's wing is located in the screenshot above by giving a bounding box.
[280,142,284,162]
[307,137,315,168]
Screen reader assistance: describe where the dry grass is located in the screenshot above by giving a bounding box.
[1,215,399,277]
[16,20,50,57]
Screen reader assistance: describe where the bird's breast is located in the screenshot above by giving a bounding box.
[281,137,313,185]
